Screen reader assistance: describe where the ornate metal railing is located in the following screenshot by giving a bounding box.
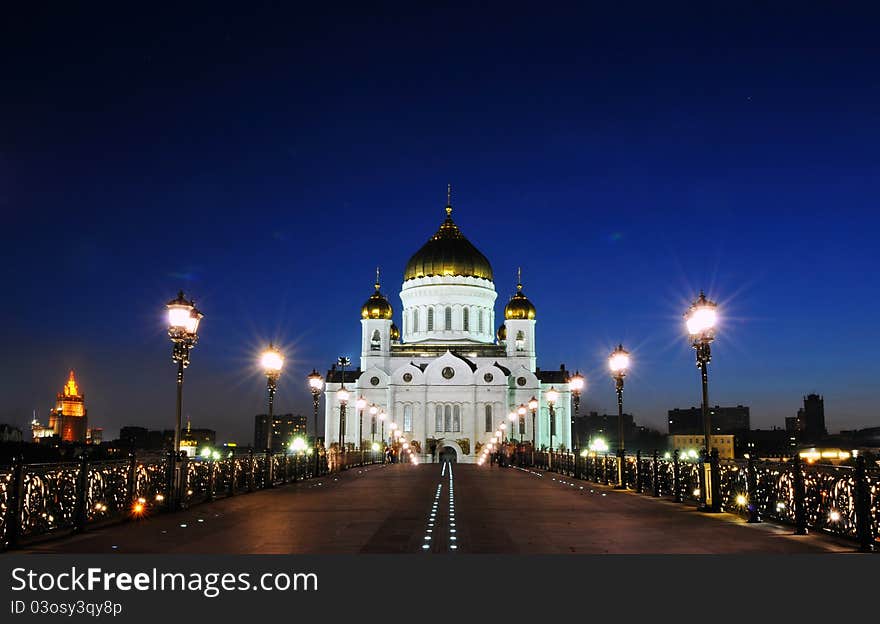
[0,448,381,551]
[534,450,878,551]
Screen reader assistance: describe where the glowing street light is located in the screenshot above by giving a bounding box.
[335,356,351,466]
[546,387,558,466]
[260,343,284,451]
[590,437,609,454]
[165,291,203,455]
[685,291,720,512]
[356,396,367,450]
[369,404,379,444]
[336,386,349,457]
[685,291,718,454]
[568,371,585,451]
[378,410,387,446]
[608,344,630,489]
[307,369,324,475]
[528,396,538,463]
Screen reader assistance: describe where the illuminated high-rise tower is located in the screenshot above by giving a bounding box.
[48,369,88,443]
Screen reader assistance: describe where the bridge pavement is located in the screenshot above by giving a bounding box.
[25,462,851,554]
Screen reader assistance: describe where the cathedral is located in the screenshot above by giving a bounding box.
[323,194,573,462]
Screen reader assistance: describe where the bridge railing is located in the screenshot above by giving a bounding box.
[0,448,382,551]
[533,450,878,551]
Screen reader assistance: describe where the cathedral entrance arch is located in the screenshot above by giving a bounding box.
[438,446,458,463]
[434,439,463,463]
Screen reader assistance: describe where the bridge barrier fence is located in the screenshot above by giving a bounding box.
[530,450,878,552]
[0,448,382,551]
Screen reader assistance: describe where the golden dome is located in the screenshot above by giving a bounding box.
[496,324,507,341]
[361,269,393,319]
[504,271,536,320]
[403,201,493,282]
[390,323,400,341]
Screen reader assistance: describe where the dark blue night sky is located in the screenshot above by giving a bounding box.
[2,3,878,442]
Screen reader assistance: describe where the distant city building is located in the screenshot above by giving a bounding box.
[574,411,636,450]
[119,426,149,449]
[86,427,103,445]
[745,428,794,459]
[840,426,880,448]
[118,426,174,450]
[0,423,23,442]
[31,417,56,442]
[669,434,736,459]
[48,370,88,443]
[179,419,215,456]
[254,413,308,451]
[795,394,827,441]
[667,405,750,435]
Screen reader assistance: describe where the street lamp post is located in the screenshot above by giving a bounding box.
[546,387,558,469]
[369,404,378,444]
[685,291,720,512]
[336,386,349,470]
[260,344,284,451]
[356,396,367,451]
[568,371,585,452]
[516,404,526,466]
[336,356,351,469]
[260,344,283,487]
[307,369,324,475]
[165,291,202,512]
[507,411,518,464]
[166,291,203,455]
[528,396,538,465]
[609,344,630,490]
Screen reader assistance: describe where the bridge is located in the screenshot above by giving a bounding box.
[2,451,877,554]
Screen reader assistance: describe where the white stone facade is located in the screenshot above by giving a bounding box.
[323,210,572,463]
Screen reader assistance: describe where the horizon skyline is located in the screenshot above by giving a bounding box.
[5,258,873,445]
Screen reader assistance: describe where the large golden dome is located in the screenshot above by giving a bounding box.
[361,271,393,319]
[403,203,493,282]
[504,274,536,320]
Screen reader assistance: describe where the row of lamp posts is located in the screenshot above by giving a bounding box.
[493,291,719,513]
[165,290,720,510]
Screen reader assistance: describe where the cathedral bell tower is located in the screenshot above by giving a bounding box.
[503,269,537,371]
[360,268,398,369]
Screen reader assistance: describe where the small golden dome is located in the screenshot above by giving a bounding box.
[361,269,393,320]
[496,324,507,341]
[504,271,536,320]
[390,323,400,341]
[403,199,493,282]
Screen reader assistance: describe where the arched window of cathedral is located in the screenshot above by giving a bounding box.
[413,308,419,332]
[463,307,469,331]
[435,405,443,432]
[485,404,492,432]
[371,329,381,351]
[444,307,452,330]
[371,415,376,435]
[444,405,452,431]
[404,405,413,432]
[453,405,461,432]
[478,310,484,334]
[427,308,434,331]
[515,330,525,352]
